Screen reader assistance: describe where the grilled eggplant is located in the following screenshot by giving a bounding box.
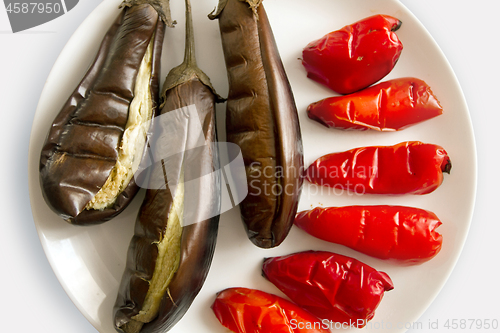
[210,0,304,248]
[39,0,173,225]
[113,0,221,332]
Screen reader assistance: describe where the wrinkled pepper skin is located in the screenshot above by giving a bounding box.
[306,141,451,195]
[114,1,220,332]
[210,0,304,248]
[262,251,394,327]
[302,14,403,95]
[39,3,167,225]
[212,287,330,333]
[294,206,443,264]
[307,77,443,131]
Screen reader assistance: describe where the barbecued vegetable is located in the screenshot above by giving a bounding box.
[39,0,173,225]
[306,141,451,195]
[307,77,443,131]
[212,287,330,333]
[262,251,394,327]
[209,0,304,248]
[295,205,443,263]
[113,0,221,332]
[302,14,403,95]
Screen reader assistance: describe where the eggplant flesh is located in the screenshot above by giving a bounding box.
[114,80,221,333]
[114,2,220,331]
[211,0,304,248]
[86,37,155,210]
[39,4,165,225]
[115,168,184,333]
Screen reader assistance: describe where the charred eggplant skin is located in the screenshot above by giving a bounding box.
[147,80,220,333]
[113,80,221,333]
[114,0,221,331]
[210,0,304,248]
[39,4,165,225]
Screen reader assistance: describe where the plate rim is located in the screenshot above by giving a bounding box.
[27,0,478,332]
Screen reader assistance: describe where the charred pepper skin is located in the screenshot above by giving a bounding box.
[307,77,443,131]
[294,206,443,264]
[39,3,169,225]
[302,14,403,95]
[306,141,451,195]
[262,251,394,328]
[212,287,330,333]
[210,0,304,248]
[114,1,221,332]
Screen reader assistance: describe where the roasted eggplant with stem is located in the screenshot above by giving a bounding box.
[209,0,304,248]
[113,0,221,331]
[39,0,174,225]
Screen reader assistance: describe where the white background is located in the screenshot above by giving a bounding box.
[1,1,499,332]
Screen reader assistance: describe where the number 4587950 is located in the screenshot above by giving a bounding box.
[444,319,499,330]
[5,2,62,14]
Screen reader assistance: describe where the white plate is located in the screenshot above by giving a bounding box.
[28,0,477,332]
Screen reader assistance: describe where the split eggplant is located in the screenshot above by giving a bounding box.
[210,0,304,248]
[113,0,221,332]
[39,0,173,225]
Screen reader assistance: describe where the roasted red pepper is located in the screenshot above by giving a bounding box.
[302,14,403,94]
[295,206,443,263]
[212,287,329,333]
[262,251,394,328]
[307,77,443,131]
[306,141,451,195]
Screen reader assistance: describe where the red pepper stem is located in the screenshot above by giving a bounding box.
[392,19,402,31]
[442,158,452,174]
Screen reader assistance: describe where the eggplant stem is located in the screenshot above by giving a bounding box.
[243,0,263,17]
[160,0,223,103]
[209,0,262,20]
[120,0,176,27]
[184,0,196,67]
